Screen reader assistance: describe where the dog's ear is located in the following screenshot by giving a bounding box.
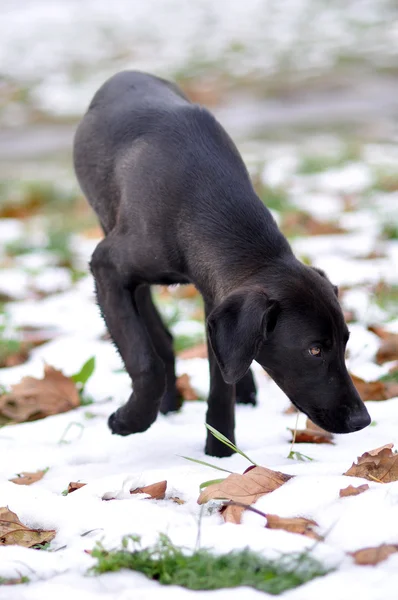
[207,290,280,385]
[311,266,339,297]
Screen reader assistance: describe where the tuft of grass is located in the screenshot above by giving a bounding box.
[0,576,30,585]
[372,283,398,312]
[382,222,398,240]
[258,185,291,212]
[379,371,398,383]
[173,333,205,353]
[90,534,330,595]
[297,145,361,175]
[71,356,96,406]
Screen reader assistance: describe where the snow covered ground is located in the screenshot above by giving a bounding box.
[0,136,397,599]
[1,0,397,124]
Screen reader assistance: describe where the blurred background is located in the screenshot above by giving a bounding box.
[0,0,397,382]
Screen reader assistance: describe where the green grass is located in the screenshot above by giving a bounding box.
[382,222,398,240]
[90,534,330,595]
[0,576,29,585]
[372,284,398,312]
[297,145,361,175]
[379,371,398,383]
[173,333,205,353]
[258,185,291,212]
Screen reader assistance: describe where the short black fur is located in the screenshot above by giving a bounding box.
[73,71,370,457]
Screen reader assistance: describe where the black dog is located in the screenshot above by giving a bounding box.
[73,71,370,457]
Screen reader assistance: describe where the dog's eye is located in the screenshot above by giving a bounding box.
[309,346,322,357]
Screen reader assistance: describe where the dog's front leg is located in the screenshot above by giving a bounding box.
[90,237,166,435]
[204,302,235,457]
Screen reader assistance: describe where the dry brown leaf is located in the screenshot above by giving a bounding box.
[368,326,398,364]
[178,343,208,360]
[9,470,47,486]
[130,480,167,500]
[339,484,370,498]
[0,364,80,423]
[367,443,394,456]
[266,514,322,540]
[171,497,185,505]
[0,507,55,547]
[289,427,334,445]
[344,444,398,482]
[176,374,199,401]
[351,544,398,566]
[198,466,292,524]
[67,482,87,494]
[281,211,345,237]
[175,284,200,299]
[350,373,398,402]
[284,403,299,414]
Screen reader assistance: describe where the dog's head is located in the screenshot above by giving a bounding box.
[207,263,370,434]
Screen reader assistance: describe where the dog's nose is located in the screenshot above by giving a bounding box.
[347,410,371,432]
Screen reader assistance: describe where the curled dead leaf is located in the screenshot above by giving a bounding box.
[351,544,398,566]
[289,427,334,445]
[344,444,398,483]
[67,482,87,494]
[198,466,292,524]
[130,480,167,500]
[350,373,398,402]
[339,484,370,498]
[0,507,55,547]
[368,326,398,365]
[9,470,47,486]
[176,374,199,401]
[0,365,80,423]
[266,514,322,541]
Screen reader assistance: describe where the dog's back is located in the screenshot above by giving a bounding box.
[73,71,256,238]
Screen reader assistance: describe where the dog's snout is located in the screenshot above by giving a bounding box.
[347,410,371,432]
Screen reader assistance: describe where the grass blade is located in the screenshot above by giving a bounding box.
[199,478,226,490]
[205,424,258,466]
[179,455,233,474]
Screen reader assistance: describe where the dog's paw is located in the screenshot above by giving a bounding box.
[108,409,150,436]
[159,389,183,414]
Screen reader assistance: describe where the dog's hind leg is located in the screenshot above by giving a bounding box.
[134,285,182,414]
[204,301,235,457]
[90,236,166,435]
[235,369,257,406]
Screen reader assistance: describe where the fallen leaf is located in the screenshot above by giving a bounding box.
[289,427,334,445]
[171,497,185,505]
[9,470,47,486]
[178,343,208,360]
[266,514,322,540]
[368,443,394,456]
[284,403,298,414]
[339,484,370,497]
[130,480,167,500]
[176,374,199,401]
[198,466,292,524]
[368,326,398,364]
[0,507,55,547]
[344,444,398,482]
[67,482,87,494]
[175,284,200,299]
[0,364,80,423]
[281,211,345,237]
[350,373,398,402]
[351,544,398,566]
